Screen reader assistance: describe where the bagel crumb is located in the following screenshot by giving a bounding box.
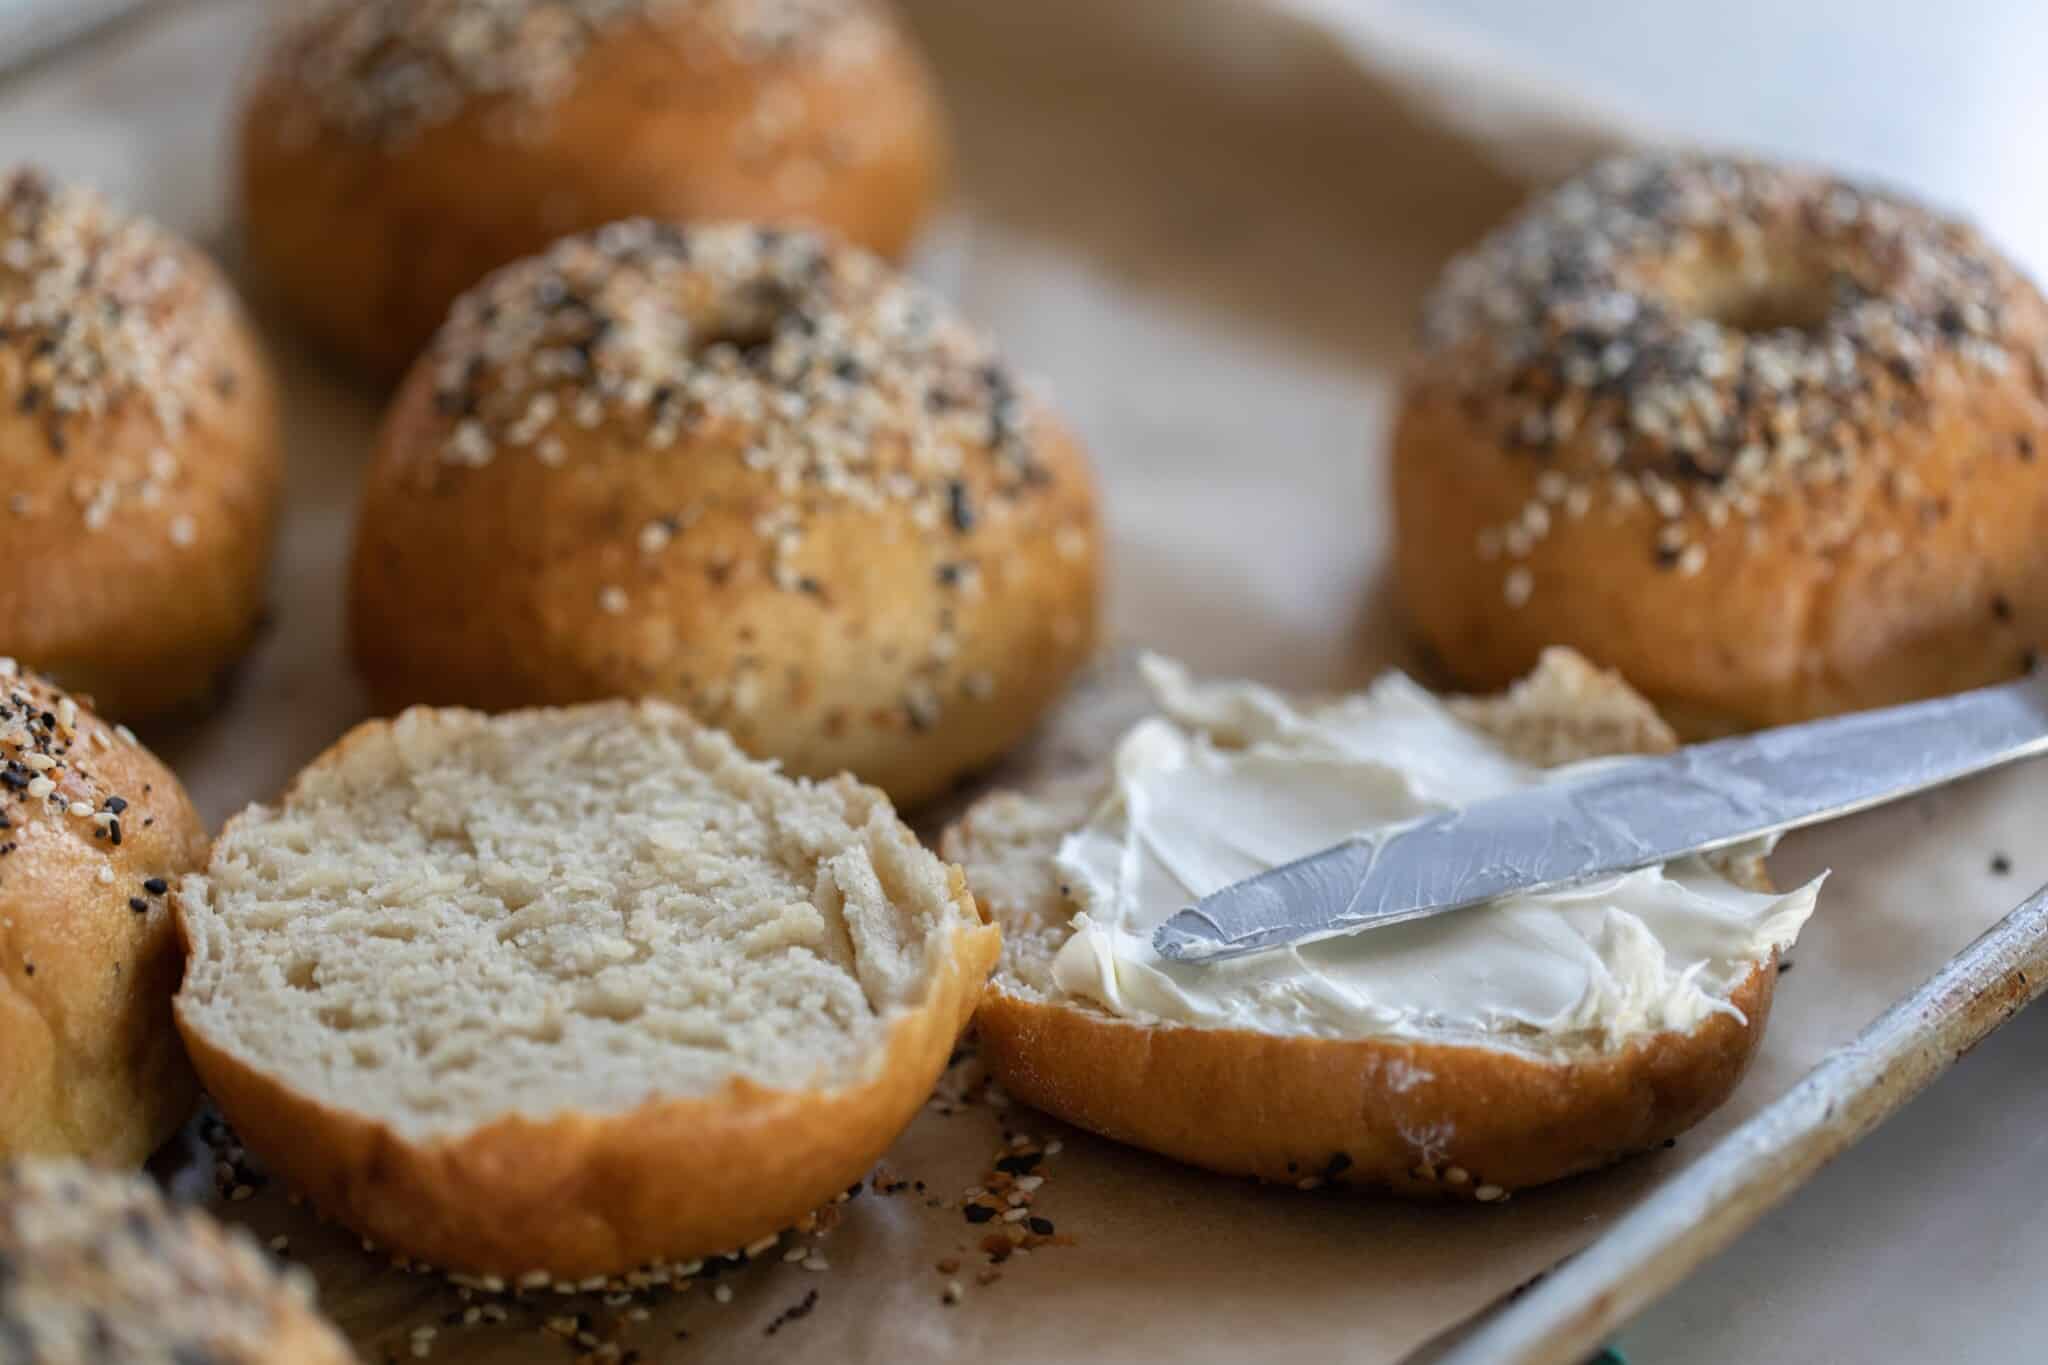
[763,1288,820,1336]
[1418,153,2046,604]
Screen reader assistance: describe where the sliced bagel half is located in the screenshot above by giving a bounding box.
[942,650,1817,1198]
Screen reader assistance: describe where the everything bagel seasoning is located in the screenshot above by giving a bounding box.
[1415,153,2048,604]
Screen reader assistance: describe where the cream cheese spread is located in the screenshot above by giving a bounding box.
[1048,656,1821,1049]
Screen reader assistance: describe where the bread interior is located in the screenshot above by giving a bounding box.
[177,703,965,1138]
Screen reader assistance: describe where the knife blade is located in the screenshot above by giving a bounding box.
[1152,670,2048,964]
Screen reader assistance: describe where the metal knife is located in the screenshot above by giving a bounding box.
[1152,670,2048,964]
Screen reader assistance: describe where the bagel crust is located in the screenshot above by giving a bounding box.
[943,650,1792,1198]
[1395,153,2048,735]
[975,965,1772,1197]
[350,223,1102,809]
[0,168,282,721]
[0,668,209,1167]
[240,0,948,380]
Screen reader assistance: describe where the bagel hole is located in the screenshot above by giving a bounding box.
[694,319,779,366]
[1692,274,1835,337]
[692,281,800,365]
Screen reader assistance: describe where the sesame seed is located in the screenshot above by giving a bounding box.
[598,586,628,615]
[1474,1184,1507,1203]
[25,777,53,800]
[1503,567,1533,608]
[637,519,673,555]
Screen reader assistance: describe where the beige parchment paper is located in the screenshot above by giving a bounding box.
[3,0,2040,1360]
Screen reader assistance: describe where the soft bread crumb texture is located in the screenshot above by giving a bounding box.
[177,700,968,1140]
[0,1160,353,1365]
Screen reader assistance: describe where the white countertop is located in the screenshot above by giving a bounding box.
[1371,3,2048,1358]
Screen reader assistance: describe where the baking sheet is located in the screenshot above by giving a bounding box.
[6,0,2044,1360]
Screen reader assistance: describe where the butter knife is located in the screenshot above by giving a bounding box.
[1153,671,2048,963]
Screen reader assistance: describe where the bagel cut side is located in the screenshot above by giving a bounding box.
[174,700,997,1279]
[942,651,1788,1199]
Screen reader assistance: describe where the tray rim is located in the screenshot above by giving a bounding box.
[1413,880,2048,1365]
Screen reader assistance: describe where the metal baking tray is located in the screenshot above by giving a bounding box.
[1418,881,2048,1363]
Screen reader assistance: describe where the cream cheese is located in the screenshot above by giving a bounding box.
[1048,656,1821,1050]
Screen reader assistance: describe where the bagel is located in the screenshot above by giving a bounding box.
[173,698,998,1279]
[349,221,1102,809]
[1394,152,2048,735]
[0,168,282,721]
[0,1160,355,1365]
[240,0,949,379]
[941,649,1819,1199]
[0,664,209,1167]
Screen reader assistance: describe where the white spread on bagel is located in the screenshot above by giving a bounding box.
[1048,656,1819,1049]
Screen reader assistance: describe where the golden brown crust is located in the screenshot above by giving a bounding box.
[975,965,1772,1198]
[348,225,1102,809]
[0,172,282,722]
[240,1,948,380]
[178,902,996,1279]
[0,671,209,1167]
[1394,153,2048,734]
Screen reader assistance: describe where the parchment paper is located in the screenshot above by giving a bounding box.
[4,1,2040,1360]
